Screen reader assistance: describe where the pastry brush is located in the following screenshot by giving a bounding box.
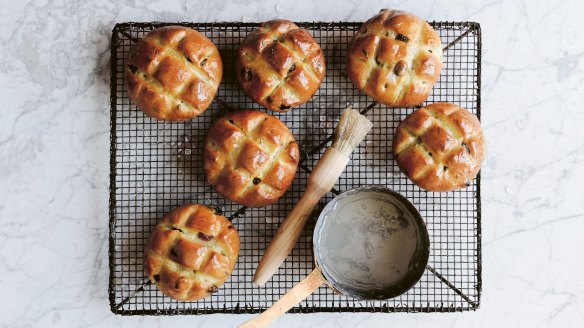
[253,107,373,285]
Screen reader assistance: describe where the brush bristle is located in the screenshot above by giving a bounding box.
[331,107,373,156]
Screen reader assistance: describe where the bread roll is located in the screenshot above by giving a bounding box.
[237,20,325,112]
[126,26,222,121]
[144,204,239,301]
[347,9,442,107]
[204,110,299,207]
[393,103,485,192]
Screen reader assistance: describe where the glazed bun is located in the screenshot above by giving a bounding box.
[204,110,299,207]
[237,20,325,112]
[347,9,442,107]
[126,26,222,121]
[144,204,239,301]
[393,103,485,192]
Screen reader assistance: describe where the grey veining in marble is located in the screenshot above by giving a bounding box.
[0,0,583,327]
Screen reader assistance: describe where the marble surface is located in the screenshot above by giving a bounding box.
[1,0,583,327]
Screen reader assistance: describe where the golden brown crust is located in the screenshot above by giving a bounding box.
[347,9,442,107]
[204,110,299,207]
[126,26,223,121]
[144,204,240,301]
[237,20,325,112]
[393,103,485,192]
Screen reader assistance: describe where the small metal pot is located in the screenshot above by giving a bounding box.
[240,186,430,328]
[313,185,430,300]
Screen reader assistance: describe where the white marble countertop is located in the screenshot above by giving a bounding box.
[1,0,583,327]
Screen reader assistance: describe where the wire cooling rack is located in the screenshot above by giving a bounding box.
[109,21,482,315]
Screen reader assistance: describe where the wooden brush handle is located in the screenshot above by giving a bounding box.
[253,148,349,285]
[239,269,326,328]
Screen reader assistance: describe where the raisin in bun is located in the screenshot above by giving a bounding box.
[204,110,299,207]
[237,20,325,112]
[393,103,485,192]
[144,204,239,301]
[347,9,442,107]
[126,26,222,121]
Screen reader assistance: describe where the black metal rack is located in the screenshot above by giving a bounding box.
[109,21,482,315]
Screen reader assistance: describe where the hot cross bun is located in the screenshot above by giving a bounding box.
[144,204,240,301]
[204,110,299,207]
[347,9,442,107]
[126,26,222,121]
[393,103,485,192]
[237,20,325,112]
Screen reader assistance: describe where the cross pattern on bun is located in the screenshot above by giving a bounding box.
[126,26,222,121]
[204,110,299,208]
[347,9,442,107]
[393,103,485,192]
[144,204,239,301]
[237,20,325,112]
